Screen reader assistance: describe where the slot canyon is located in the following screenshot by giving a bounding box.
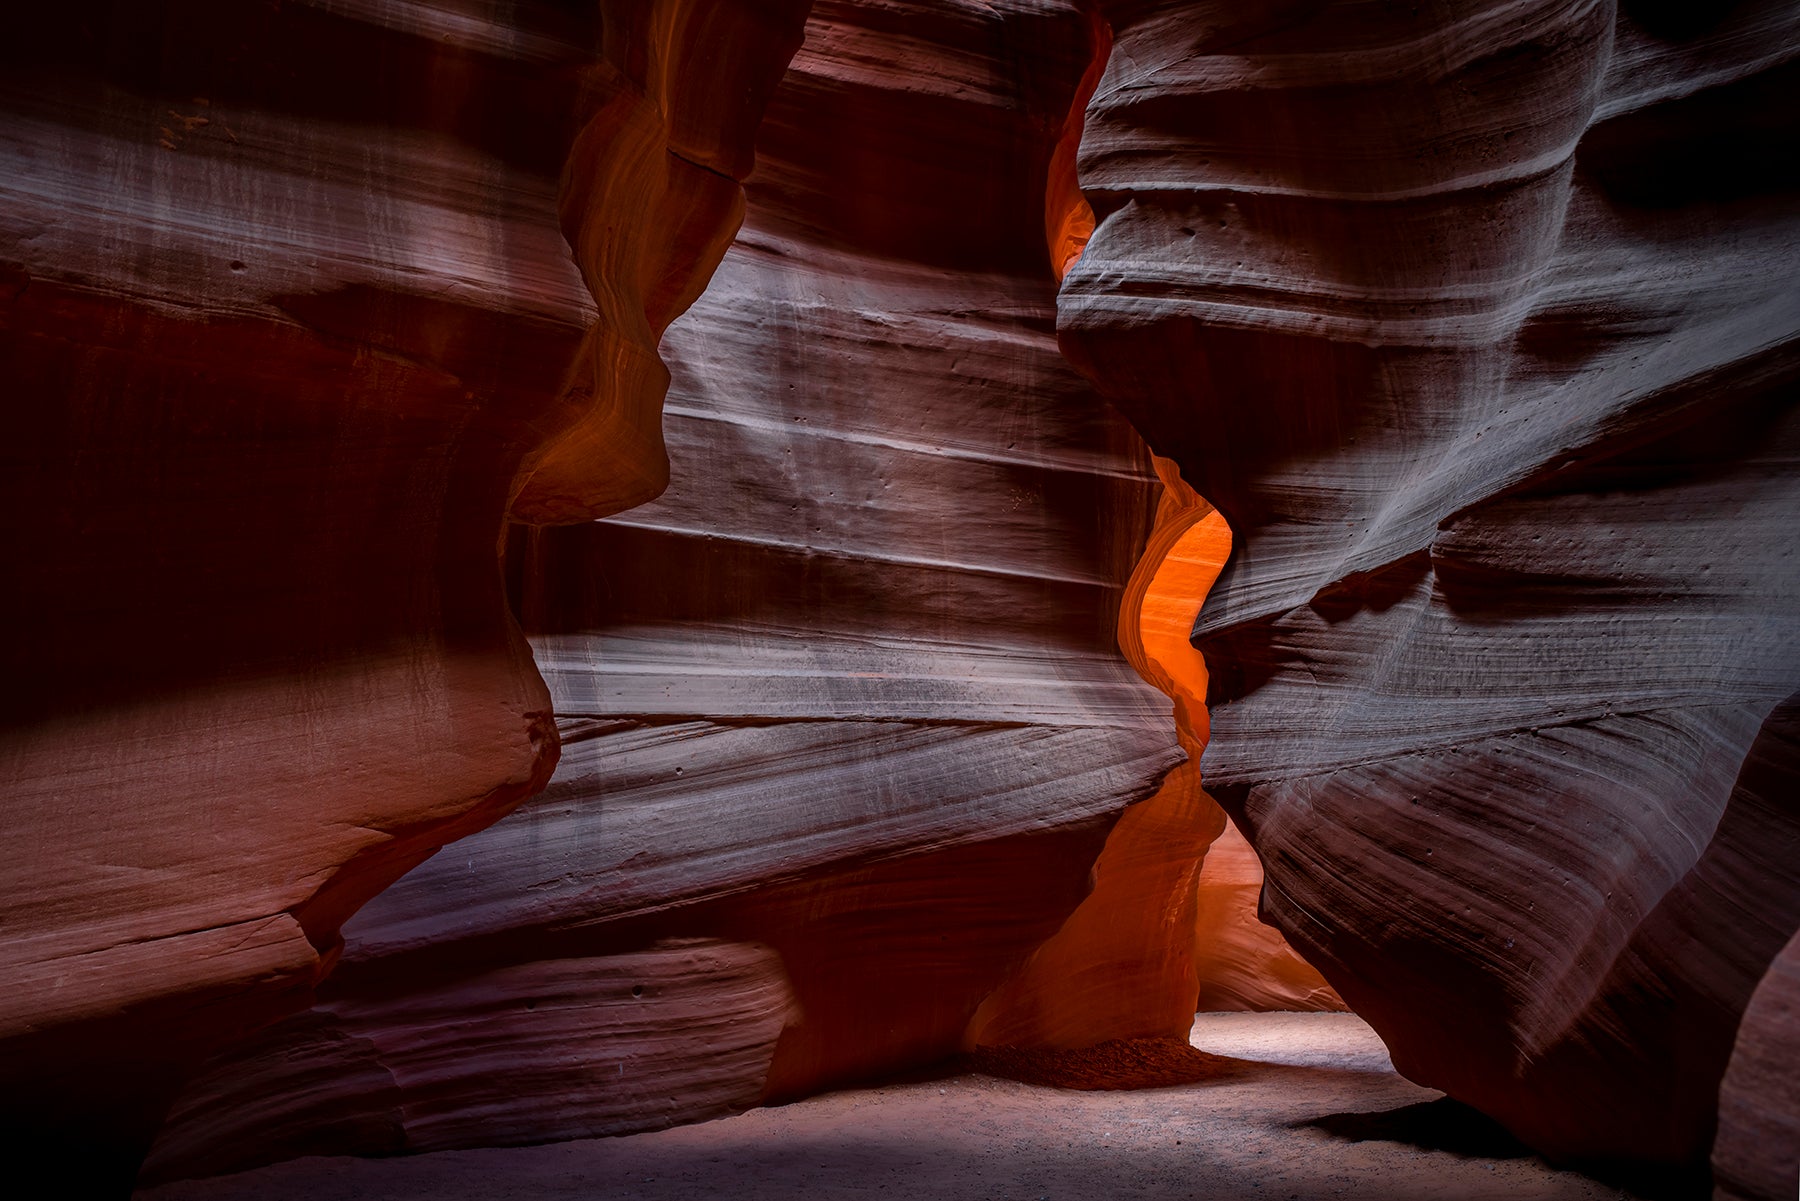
[2,1,1795,1199]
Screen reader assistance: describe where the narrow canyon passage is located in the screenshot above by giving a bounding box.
[137,3,1215,1181]
[131,0,1360,1185]
[4,0,1796,1197]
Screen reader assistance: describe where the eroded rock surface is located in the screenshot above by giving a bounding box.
[146,939,794,1180]
[18,0,1796,1191]
[2,0,804,1187]
[145,1,1191,1177]
[1191,819,1345,1014]
[1715,922,1800,1201]
[1059,0,1800,1172]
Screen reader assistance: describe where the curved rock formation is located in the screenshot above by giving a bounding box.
[967,468,1342,1055]
[513,0,810,523]
[19,0,1796,1191]
[970,462,1237,1047]
[1059,0,1800,1174]
[143,1,1191,1178]
[968,18,1340,1051]
[1715,924,1800,1201]
[1,0,804,1189]
[1190,818,1345,1013]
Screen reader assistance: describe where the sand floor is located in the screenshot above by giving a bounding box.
[138,1013,1656,1201]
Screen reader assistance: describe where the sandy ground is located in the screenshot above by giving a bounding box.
[139,1013,1655,1201]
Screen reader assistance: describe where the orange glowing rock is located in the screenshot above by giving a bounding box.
[145,3,1180,1177]
[973,457,1338,1046]
[1044,11,1109,283]
[1192,819,1345,1013]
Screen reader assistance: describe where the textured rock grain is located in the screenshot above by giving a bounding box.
[21,0,1796,1188]
[1714,924,1800,1201]
[1058,0,1800,1171]
[147,1,1195,1175]
[1191,819,1345,1014]
[1,0,805,1186]
[147,940,794,1182]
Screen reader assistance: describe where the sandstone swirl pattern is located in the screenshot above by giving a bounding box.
[143,1,1190,1179]
[10,0,1797,1192]
[1058,0,1800,1174]
[1,0,805,1189]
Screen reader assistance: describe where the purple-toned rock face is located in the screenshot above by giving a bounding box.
[142,3,1196,1177]
[1059,0,1800,1176]
[7,0,1797,1196]
[1716,919,1800,1201]
[1,0,806,1188]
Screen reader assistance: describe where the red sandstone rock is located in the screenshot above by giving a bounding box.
[146,939,794,1182]
[1191,819,1344,1014]
[511,0,810,524]
[969,37,1342,1048]
[146,0,1197,1175]
[1,0,805,1187]
[971,462,1233,1048]
[17,0,1796,1191]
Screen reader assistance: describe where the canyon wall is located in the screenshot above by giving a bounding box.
[10,0,1796,1194]
[1715,919,1800,1201]
[1,0,806,1190]
[142,0,1204,1180]
[1059,0,1800,1177]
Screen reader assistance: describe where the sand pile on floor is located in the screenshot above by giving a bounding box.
[967,1038,1251,1090]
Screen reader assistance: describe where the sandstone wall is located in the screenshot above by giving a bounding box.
[12,0,1795,1191]
[1059,0,1800,1173]
[143,1,1197,1179]
[2,0,806,1188]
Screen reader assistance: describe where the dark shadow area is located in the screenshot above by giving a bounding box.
[0,0,599,177]
[1301,1097,1528,1158]
[1577,56,1800,208]
[1623,0,1740,40]
[1302,1097,1709,1201]
[1573,1159,1713,1201]
[1307,551,1430,625]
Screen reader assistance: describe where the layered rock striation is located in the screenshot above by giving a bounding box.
[1715,919,1800,1201]
[144,1,1205,1178]
[2,0,805,1188]
[1059,0,1800,1175]
[17,0,1796,1191]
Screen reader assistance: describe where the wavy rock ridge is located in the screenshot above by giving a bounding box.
[10,0,1797,1194]
[970,22,1343,1044]
[143,0,1209,1178]
[1059,0,1800,1176]
[2,0,805,1189]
